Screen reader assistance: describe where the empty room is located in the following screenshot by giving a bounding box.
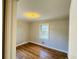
[16,0,71,59]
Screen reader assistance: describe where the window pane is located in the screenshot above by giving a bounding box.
[40,24,49,40]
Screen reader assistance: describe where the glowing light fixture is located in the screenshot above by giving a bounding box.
[24,12,40,19]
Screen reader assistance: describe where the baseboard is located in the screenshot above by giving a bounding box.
[29,41,68,54]
[16,42,29,47]
[16,41,68,54]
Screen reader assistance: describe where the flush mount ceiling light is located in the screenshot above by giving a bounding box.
[23,12,40,19]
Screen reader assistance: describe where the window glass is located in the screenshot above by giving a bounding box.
[39,24,49,40]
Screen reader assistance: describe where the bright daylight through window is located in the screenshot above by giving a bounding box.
[39,23,49,40]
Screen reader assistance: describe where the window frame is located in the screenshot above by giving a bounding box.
[39,23,49,40]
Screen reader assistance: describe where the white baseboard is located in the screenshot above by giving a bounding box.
[29,41,68,54]
[16,41,68,54]
[16,42,29,47]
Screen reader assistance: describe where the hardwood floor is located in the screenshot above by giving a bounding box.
[16,43,68,59]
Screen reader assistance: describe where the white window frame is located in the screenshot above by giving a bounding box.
[39,23,49,40]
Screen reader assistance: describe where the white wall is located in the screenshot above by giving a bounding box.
[16,20,30,45]
[30,18,69,53]
[69,0,77,59]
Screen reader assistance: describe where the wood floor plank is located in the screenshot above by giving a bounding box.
[16,43,68,59]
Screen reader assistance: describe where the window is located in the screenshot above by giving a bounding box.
[39,23,49,40]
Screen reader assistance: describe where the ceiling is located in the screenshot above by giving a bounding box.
[16,0,71,22]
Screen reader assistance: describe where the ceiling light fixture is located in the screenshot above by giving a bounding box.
[23,12,40,19]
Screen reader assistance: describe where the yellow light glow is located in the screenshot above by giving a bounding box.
[24,12,40,19]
